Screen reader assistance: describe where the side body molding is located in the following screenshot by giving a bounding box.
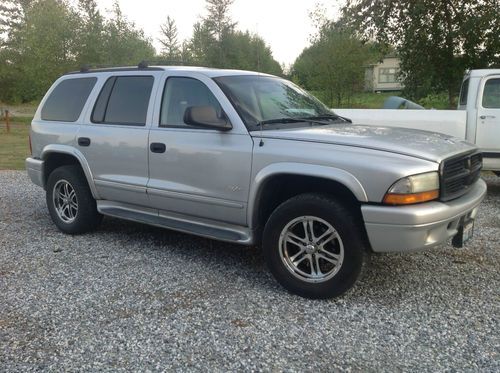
[248,162,368,228]
[41,144,100,199]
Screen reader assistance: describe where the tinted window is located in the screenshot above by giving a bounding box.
[160,77,222,127]
[91,77,116,123]
[459,78,469,106]
[93,76,153,125]
[41,78,97,122]
[482,78,500,109]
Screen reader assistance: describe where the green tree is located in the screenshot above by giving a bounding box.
[343,0,500,106]
[292,23,376,107]
[101,1,155,66]
[224,31,282,74]
[0,0,79,102]
[187,0,281,74]
[75,0,106,66]
[204,0,236,41]
[158,16,180,62]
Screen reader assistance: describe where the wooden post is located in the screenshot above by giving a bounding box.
[5,109,10,133]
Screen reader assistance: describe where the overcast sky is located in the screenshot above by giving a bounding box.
[95,0,339,66]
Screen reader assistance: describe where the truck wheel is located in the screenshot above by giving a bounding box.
[262,194,366,299]
[46,165,102,234]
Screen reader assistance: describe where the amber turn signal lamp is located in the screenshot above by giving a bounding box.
[383,190,439,205]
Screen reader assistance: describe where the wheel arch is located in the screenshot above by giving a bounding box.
[41,145,99,199]
[248,163,368,231]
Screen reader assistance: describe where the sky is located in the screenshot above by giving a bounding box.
[95,0,340,66]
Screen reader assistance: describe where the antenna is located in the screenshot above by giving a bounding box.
[138,60,149,69]
[80,65,90,73]
[259,121,264,147]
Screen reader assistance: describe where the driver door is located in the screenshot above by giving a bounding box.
[146,74,253,225]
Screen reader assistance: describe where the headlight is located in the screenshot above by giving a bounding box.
[383,172,439,205]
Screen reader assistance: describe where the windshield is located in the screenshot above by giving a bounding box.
[213,75,335,129]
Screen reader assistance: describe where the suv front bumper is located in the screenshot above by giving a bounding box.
[26,157,44,188]
[362,179,487,252]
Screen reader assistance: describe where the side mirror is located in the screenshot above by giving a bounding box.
[184,106,232,131]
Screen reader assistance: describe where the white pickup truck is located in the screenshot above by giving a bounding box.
[335,69,500,174]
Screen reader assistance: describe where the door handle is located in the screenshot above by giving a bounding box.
[150,142,166,153]
[480,115,496,119]
[78,137,91,146]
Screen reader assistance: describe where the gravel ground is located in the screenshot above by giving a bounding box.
[1,171,499,371]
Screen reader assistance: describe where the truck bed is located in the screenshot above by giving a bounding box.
[334,109,467,139]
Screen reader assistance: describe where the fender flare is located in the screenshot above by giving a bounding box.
[41,144,100,199]
[248,162,368,228]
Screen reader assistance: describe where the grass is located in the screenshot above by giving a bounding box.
[0,118,32,170]
[344,92,400,109]
[0,101,38,117]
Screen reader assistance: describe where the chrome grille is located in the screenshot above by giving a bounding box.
[440,152,482,201]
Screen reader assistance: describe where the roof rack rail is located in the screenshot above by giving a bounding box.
[66,63,164,75]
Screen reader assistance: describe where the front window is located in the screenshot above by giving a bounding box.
[214,75,333,129]
[160,77,223,127]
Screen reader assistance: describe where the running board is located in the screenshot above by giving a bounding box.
[96,201,254,245]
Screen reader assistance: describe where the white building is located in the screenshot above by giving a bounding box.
[365,55,404,92]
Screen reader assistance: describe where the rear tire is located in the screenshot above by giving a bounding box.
[46,165,102,234]
[263,193,366,299]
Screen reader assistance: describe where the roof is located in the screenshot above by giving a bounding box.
[65,65,274,78]
[465,69,500,78]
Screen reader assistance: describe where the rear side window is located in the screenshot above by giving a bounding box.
[41,78,97,122]
[459,78,469,106]
[482,78,500,109]
[92,76,154,125]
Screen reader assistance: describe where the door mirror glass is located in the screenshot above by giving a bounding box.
[184,106,232,131]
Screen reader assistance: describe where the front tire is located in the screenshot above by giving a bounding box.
[263,194,366,299]
[46,165,102,234]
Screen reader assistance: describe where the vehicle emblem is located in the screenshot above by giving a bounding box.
[228,185,241,192]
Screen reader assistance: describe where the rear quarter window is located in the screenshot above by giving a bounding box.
[41,77,97,122]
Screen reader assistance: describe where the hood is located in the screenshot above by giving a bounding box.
[250,124,476,162]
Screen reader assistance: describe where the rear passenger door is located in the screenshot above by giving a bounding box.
[147,73,253,225]
[78,73,159,205]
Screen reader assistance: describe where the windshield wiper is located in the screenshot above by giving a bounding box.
[258,114,350,127]
[301,114,352,123]
[259,117,310,125]
[259,117,334,127]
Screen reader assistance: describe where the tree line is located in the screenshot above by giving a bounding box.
[1,0,499,107]
[0,0,282,103]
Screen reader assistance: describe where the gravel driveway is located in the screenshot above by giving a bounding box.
[1,171,499,371]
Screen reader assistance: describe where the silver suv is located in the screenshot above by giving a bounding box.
[26,65,486,298]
